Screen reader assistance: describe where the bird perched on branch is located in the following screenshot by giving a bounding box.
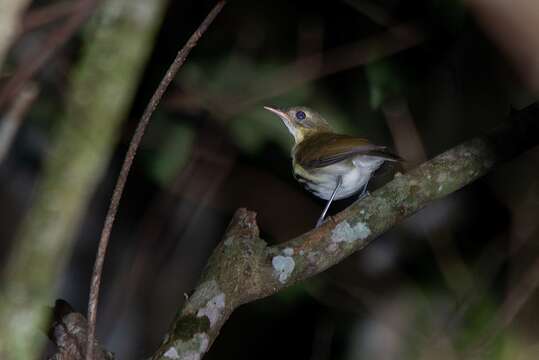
[265,106,401,227]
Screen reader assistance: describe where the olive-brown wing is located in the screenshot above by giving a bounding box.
[295,133,401,169]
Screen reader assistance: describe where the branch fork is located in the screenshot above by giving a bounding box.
[151,103,539,360]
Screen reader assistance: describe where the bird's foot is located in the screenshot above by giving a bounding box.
[358,190,370,201]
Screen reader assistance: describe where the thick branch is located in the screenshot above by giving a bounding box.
[87,2,226,359]
[151,103,539,359]
[151,209,266,359]
[47,300,113,360]
[0,0,32,70]
[0,0,98,109]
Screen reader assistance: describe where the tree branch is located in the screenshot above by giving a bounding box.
[47,300,113,360]
[0,0,98,109]
[86,2,226,359]
[0,0,32,71]
[0,83,38,164]
[150,103,539,360]
[0,0,168,357]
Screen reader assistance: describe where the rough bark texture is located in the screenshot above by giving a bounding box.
[151,103,539,360]
[0,0,167,358]
[0,84,38,163]
[0,0,32,70]
[47,300,114,360]
[86,3,226,359]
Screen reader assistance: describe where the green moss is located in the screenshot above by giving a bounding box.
[173,314,211,340]
[365,60,403,109]
[145,122,195,186]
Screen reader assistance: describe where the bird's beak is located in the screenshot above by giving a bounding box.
[264,105,293,127]
[264,106,300,141]
[263,106,287,119]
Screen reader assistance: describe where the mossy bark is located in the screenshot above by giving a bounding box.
[0,0,32,70]
[151,103,539,360]
[0,0,167,358]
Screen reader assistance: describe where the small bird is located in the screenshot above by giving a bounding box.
[264,106,401,227]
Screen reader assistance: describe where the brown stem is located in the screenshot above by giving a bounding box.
[21,1,77,33]
[85,2,227,359]
[0,0,98,110]
[0,84,38,164]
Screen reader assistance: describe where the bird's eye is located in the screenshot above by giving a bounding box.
[295,111,306,120]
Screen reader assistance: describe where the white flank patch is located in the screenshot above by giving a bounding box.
[272,255,295,283]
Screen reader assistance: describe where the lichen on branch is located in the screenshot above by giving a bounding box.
[151,103,539,360]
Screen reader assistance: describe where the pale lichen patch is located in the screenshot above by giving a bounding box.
[164,347,180,359]
[437,173,448,183]
[326,243,338,253]
[272,255,295,283]
[331,221,371,245]
[168,333,209,360]
[185,280,220,312]
[307,251,320,264]
[283,247,294,256]
[197,293,225,328]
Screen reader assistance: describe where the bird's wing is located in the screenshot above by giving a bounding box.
[295,133,401,169]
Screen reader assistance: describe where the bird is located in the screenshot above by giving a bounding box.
[264,105,401,227]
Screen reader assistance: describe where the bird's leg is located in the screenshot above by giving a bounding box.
[316,176,343,228]
[357,177,371,201]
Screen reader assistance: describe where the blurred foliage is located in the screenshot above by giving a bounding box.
[428,0,467,33]
[365,60,403,108]
[0,0,167,357]
[455,298,504,357]
[1,0,539,358]
[175,54,359,157]
[144,120,195,187]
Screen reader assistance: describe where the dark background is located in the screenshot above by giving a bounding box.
[2,0,539,358]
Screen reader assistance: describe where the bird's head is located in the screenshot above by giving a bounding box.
[264,106,332,143]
